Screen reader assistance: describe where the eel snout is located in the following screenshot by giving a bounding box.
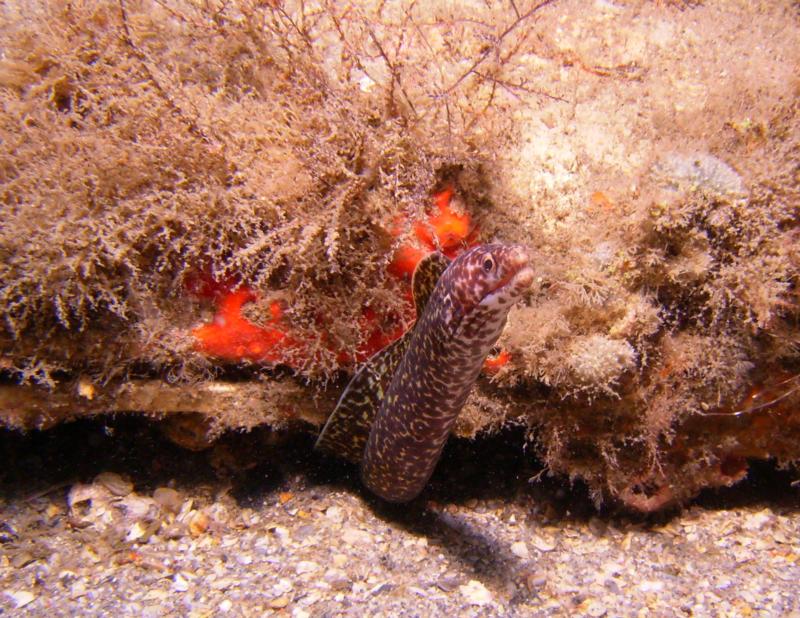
[507,245,534,290]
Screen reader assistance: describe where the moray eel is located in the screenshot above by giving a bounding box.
[315,244,533,502]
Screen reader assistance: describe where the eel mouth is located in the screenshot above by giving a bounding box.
[484,246,534,304]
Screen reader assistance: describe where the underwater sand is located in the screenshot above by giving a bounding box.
[1,420,799,616]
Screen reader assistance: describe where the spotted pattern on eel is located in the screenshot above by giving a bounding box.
[315,244,533,502]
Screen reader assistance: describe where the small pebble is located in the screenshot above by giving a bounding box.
[584,600,608,617]
[153,487,183,514]
[188,511,210,536]
[269,596,290,609]
[172,574,189,593]
[325,506,345,523]
[324,568,351,591]
[10,551,35,569]
[270,526,291,543]
[459,580,493,606]
[69,580,87,599]
[95,472,133,497]
[437,574,461,592]
[295,560,319,575]
[5,590,35,608]
[218,599,233,612]
[531,536,556,552]
[510,541,530,559]
[639,580,664,593]
[126,522,148,543]
[743,510,772,531]
[342,527,372,545]
[272,578,294,595]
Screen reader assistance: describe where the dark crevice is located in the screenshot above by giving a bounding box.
[2,417,798,518]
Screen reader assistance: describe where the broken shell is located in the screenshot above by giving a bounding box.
[188,511,210,536]
[95,472,133,497]
[68,483,111,511]
[114,495,158,520]
[153,487,183,514]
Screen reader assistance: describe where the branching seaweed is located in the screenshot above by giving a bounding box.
[0,0,561,381]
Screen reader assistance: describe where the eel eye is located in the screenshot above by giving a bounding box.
[482,256,494,272]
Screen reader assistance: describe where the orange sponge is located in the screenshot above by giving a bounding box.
[192,287,298,363]
[389,187,475,278]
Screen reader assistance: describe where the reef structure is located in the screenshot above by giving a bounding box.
[1,0,799,512]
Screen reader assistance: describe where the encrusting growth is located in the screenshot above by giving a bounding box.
[1,0,798,512]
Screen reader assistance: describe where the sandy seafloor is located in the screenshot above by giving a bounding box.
[1,418,799,617]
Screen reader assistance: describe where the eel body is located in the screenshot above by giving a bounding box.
[314,251,450,462]
[316,244,533,503]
